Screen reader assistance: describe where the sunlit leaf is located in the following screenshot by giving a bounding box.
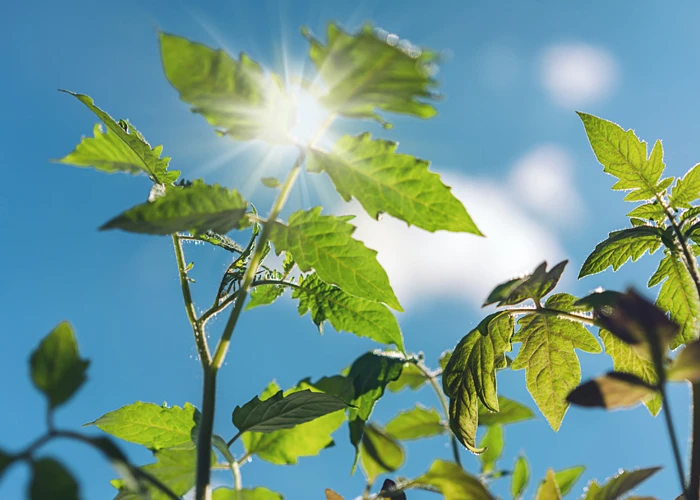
[583,467,661,500]
[484,261,567,306]
[359,423,404,483]
[670,163,700,208]
[478,396,535,427]
[101,180,249,235]
[87,402,199,450]
[409,460,495,500]
[269,208,401,310]
[159,33,295,143]
[536,469,561,500]
[648,251,700,349]
[232,389,348,435]
[511,314,601,431]
[59,91,175,184]
[293,273,404,351]
[384,405,445,440]
[626,203,666,223]
[554,466,585,495]
[303,23,440,124]
[600,329,661,415]
[478,425,503,474]
[387,362,428,392]
[242,380,346,465]
[512,455,529,499]
[579,227,663,278]
[261,177,281,188]
[246,281,286,310]
[668,339,700,383]
[30,458,78,500]
[443,313,513,452]
[578,113,671,202]
[30,322,89,409]
[308,133,481,234]
[212,487,283,500]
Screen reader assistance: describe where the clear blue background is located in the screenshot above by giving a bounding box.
[2,1,700,498]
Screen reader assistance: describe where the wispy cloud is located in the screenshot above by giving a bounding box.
[334,173,567,310]
[509,144,584,226]
[540,43,619,108]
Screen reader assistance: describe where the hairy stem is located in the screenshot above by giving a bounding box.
[503,307,598,327]
[172,234,211,368]
[415,362,462,467]
[195,368,217,500]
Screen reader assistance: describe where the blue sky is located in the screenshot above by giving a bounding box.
[3,0,700,498]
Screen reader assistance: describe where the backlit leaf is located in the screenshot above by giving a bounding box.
[584,467,661,500]
[101,180,248,235]
[443,313,513,452]
[600,329,661,415]
[387,362,428,392]
[648,251,700,349]
[478,396,535,427]
[578,113,670,202]
[242,380,346,465]
[384,405,445,440]
[359,423,404,483]
[232,389,348,434]
[485,261,567,306]
[325,490,344,500]
[536,469,561,500]
[246,282,286,310]
[567,372,657,410]
[30,458,78,500]
[409,460,495,500]
[511,314,601,431]
[626,203,666,222]
[269,208,401,310]
[30,322,89,409]
[478,425,503,474]
[308,133,481,234]
[59,91,175,184]
[212,487,283,500]
[87,401,199,450]
[554,466,585,495]
[304,23,440,124]
[293,273,404,351]
[670,163,700,208]
[159,33,295,143]
[579,227,663,278]
[512,456,529,499]
[668,339,700,383]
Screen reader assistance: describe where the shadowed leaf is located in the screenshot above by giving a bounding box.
[484,261,567,306]
[409,460,494,500]
[212,487,283,500]
[512,455,529,499]
[567,372,656,410]
[478,396,535,426]
[360,423,404,483]
[668,339,700,383]
[385,405,445,440]
[536,469,561,500]
[478,425,503,474]
[30,458,78,500]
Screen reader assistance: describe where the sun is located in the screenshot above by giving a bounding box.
[287,84,333,147]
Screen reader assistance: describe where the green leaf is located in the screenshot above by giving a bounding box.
[261,177,281,188]
[648,251,700,349]
[578,113,670,202]
[30,321,89,409]
[478,396,535,427]
[308,134,481,234]
[600,329,661,415]
[232,389,348,435]
[668,339,700,382]
[359,423,404,483]
[511,456,529,499]
[443,313,513,452]
[579,227,663,278]
[0,450,13,480]
[159,33,295,143]
[584,467,661,500]
[478,425,504,474]
[87,401,199,450]
[113,447,212,500]
[545,293,590,313]
[246,282,286,310]
[626,203,667,222]
[347,351,405,467]
[511,314,601,431]
[269,208,401,310]
[670,163,700,208]
[212,487,284,500]
[189,230,244,253]
[536,469,562,500]
[484,261,568,306]
[567,372,657,410]
[387,362,428,392]
[410,460,495,500]
[293,273,404,351]
[83,436,141,493]
[59,91,175,184]
[384,405,445,440]
[242,380,346,464]
[30,458,78,500]
[303,23,440,124]
[554,466,585,495]
[101,180,249,235]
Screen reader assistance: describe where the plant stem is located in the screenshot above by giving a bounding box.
[231,461,242,491]
[415,362,462,467]
[656,362,687,496]
[195,367,217,500]
[503,307,598,327]
[172,234,211,368]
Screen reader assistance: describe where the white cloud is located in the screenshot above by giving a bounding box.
[509,145,584,225]
[335,174,567,310]
[540,43,618,108]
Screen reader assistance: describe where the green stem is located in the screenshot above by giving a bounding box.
[172,234,211,368]
[691,384,700,500]
[231,461,242,491]
[195,368,217,500]
[503,307,598,326]
[415,362,462,467]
